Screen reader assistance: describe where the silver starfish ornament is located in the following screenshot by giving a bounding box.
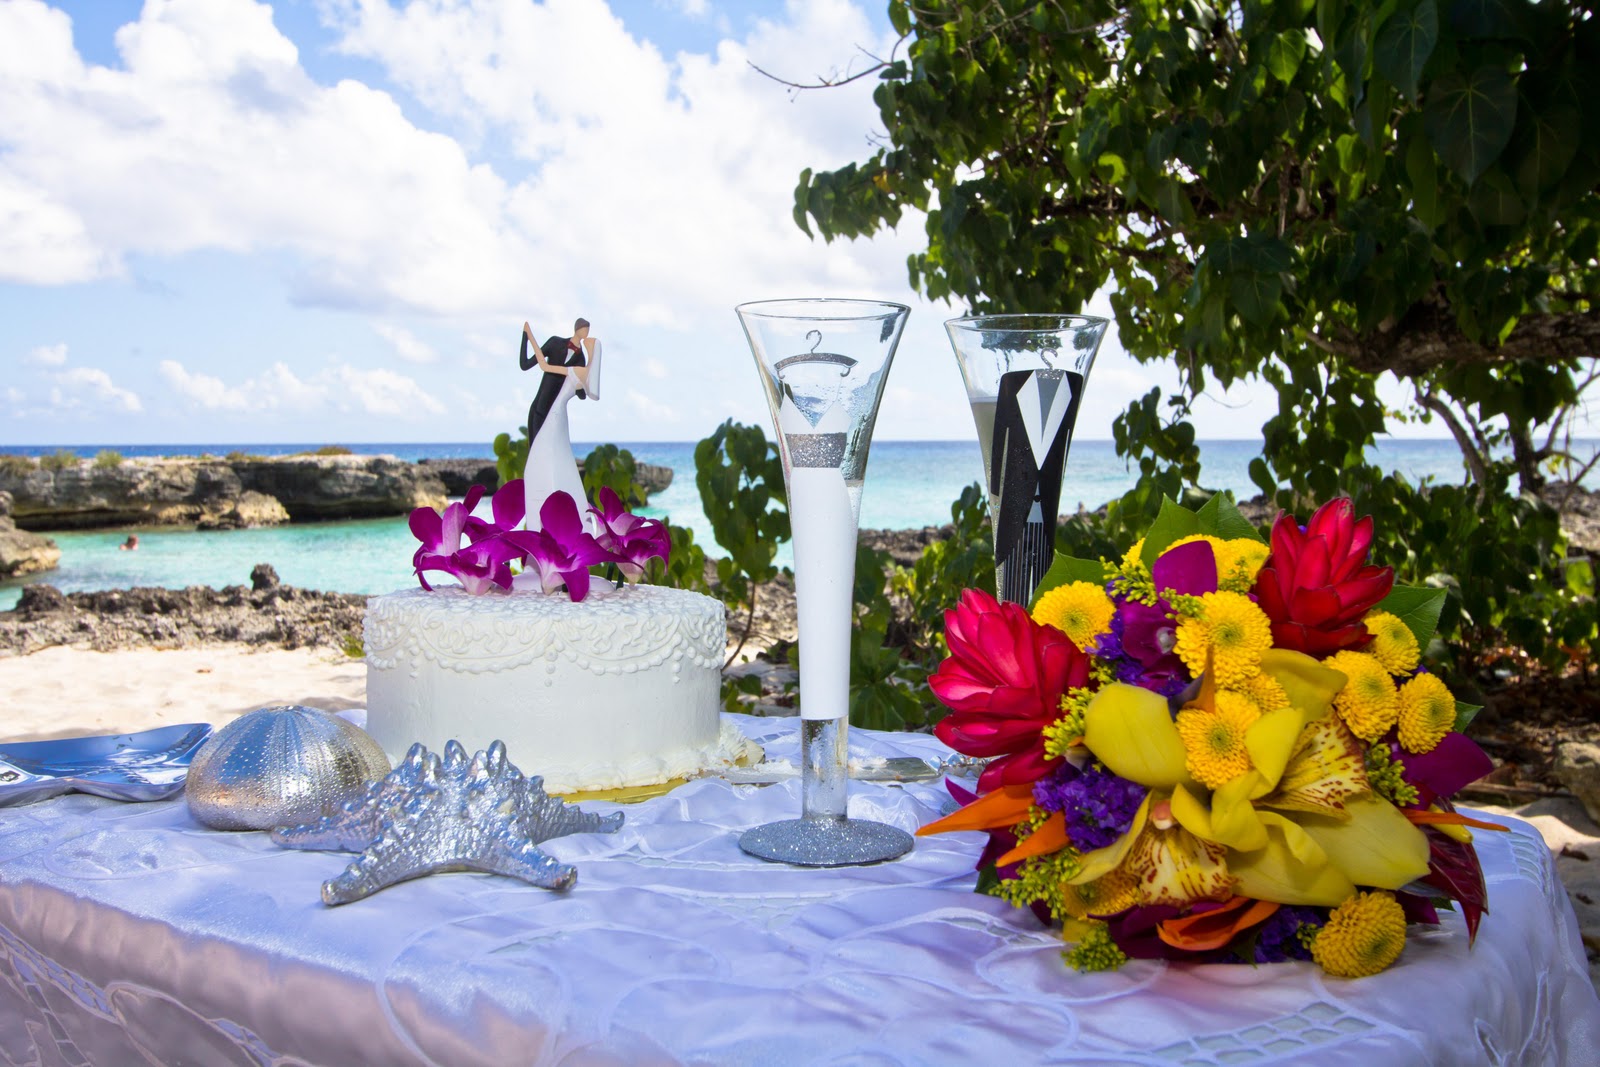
[271,739,624,905]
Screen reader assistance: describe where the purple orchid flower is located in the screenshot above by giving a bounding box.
[503,491,615,602]
[409,480,528,594]
[589,487,671,580]
[1152,539,1219,597]
[409,482,527,595]
[1394,731,1494,807]
[466,477,527,540]
[1101,540,1222,696]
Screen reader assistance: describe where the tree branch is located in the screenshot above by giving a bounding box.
[1417,390,1491,487]
[1348,304,1600,377]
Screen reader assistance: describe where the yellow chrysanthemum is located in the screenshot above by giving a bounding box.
[1397,672,1456,754]
[1364,611,1421,675]
[1168,534,1227,557]
[1324,650,1400,741]
[1239,670,1290,714]
[1176,690,1261,788]
[1216,538,1271,591]
[1033,582,1115,650]
[1311,891,1407,978]
[1173,591,1273,687]
[1059,867,1141,919]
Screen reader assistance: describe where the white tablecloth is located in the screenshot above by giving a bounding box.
[1,714,1597,1067]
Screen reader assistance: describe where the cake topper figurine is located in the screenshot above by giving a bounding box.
[400,319,668,600]
[521,317,603,533]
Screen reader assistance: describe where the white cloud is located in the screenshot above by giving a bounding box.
[4,386,23,406]
[160,356,442,418]
[327,364,445,417]
[159,358,252,410]
[0,0,528,312]
[55,366,142,413]
[25,342,67,366]
[325,0,913,316]
[623,387,678,423]
[0,0,984,442]
[372,322,437,365]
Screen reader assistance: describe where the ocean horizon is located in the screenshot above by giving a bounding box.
[3,438,1593,612]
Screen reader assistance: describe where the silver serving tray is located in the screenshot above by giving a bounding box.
[0,723,213,807]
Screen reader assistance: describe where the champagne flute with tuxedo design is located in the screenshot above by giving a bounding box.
[946,314,1109,605]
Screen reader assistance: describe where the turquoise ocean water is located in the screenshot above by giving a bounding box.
[2,438,1589,612]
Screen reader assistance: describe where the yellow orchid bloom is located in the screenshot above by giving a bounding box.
[1165,648,1429,903]
[1230,820,1357,905]
[1081,684,1198,792]
[1069,794,1233,908]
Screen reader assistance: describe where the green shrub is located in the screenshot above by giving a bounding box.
[39,450,78,472]
[0,455,35,477]
[581,443,648,509]
[225,451,265,463]
[314,445,353,456]
[93,450,123,469]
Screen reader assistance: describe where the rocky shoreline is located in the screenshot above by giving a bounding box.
[0,492,58,579]
[0,453,676,535]
[4,484,1595,656]
[0,566,367,656]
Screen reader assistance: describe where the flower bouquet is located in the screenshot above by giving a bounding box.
[407,481,670,601]
[919,494,1502,977]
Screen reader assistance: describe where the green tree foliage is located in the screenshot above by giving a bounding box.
[580,443,648,509]
[795,0,1598,662]
[695,420,793,664]
[491,429,528,490]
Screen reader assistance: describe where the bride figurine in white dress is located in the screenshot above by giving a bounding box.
[520,317,603,532]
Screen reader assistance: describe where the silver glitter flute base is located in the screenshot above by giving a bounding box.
[739,816,913,867]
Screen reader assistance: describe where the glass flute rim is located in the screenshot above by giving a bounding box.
[945,312,1110,334]
[736,297,911,322]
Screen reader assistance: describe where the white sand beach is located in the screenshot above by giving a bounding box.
[1,646,366,743]
[1,646,1595,991]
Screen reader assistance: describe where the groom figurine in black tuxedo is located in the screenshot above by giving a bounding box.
[520,317,591,442]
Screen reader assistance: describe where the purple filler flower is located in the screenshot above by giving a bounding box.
[1033,764,1147,852]
[1252,906,1321,963]
[589,487,671,580]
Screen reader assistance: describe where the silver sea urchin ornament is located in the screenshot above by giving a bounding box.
[186,705,391,831]
[271,739,624,905]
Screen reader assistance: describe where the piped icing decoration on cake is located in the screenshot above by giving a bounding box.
[364,584,724,678]
[407,479,670,602]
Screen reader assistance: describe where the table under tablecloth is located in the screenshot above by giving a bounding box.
[2,713,1597,1067]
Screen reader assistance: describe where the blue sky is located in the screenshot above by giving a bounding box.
[0,0,1509,448]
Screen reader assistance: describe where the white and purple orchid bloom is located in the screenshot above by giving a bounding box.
[408,480,528,596]
[408,480,672,601]
[503,491,616,602]
[589,487,671,581]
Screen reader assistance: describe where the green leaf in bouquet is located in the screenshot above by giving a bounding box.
[1031,554,1113,608]
[1140,495,1201,568]
[1376,585,1448,648]
[1452,700,1483,735]
[1194,491,1266,544]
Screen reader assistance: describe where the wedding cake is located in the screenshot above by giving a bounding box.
[363,583,749,793]
[363,315,753,793]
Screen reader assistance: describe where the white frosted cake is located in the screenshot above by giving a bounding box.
[363,583,748,793]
